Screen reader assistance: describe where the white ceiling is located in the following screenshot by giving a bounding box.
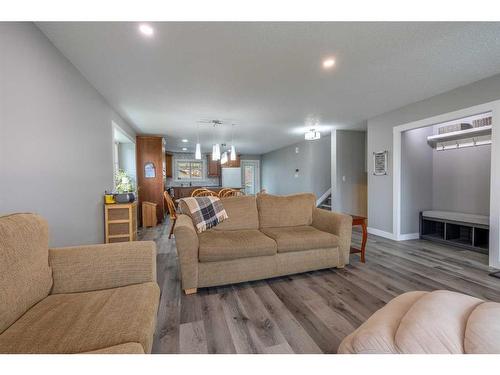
[37,22,500,154]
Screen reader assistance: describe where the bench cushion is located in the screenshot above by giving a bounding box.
[422,210,489,226]
[261,226,338,253]
[0,282,159,354]
[199,230,277,262]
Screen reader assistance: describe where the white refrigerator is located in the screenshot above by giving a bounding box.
[221,168,242,188]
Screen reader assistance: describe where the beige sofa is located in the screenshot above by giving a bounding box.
[338,290,500,354]
[0,213,160,354]
[175,193,352,294]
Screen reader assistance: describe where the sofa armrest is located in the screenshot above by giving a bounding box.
[173,214,199,290]
[312,208,352,265]
[49,241,157,294]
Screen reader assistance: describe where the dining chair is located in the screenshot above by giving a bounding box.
[163,191,177,239]
[194,189,218,197]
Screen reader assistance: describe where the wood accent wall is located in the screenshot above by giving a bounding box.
[136,136,165,225]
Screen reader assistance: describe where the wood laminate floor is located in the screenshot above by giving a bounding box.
[140,220,500,354]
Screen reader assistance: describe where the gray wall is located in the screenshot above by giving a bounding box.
[261,135,331,200]
[0,22,136,247]
[367,73,500,233]
[333,130,367,216]
[432,145,491,216]
[401,127,434,233]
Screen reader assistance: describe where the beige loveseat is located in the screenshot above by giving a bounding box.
[0,213,160,354]
[175,193,352,294]
[338,290,500,354]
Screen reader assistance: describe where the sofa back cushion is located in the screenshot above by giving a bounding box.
[179,195,259,231]
[214,196,259,230]
[0,214,53,333]
[257,193,316,228]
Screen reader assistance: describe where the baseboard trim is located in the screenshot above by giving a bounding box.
[316,188,332,207]
[397,233,420,241]
[367,227,396,240]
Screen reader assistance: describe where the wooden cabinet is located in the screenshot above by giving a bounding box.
[226,154,241,168]
[136,136,165,225]
[165,153,173,178]
[207,155,221,177]
[104,202,137,243]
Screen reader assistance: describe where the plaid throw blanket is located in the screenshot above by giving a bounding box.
[180,196,229,233]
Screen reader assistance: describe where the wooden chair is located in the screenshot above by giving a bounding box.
[191,188,209,197]
[163,191,177,239]
[221,189,244,198]
[218,188,232,198]
[194,189,218,197]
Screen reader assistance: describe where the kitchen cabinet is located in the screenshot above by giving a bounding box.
[136,136,165,225]
[207,155,221,177]
[220,154,241,168]
[165,153,173,178]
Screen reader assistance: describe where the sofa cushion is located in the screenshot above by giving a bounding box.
[198,230,277,262]
[0,214,53,334]
[338,290,492,354]
[261,226,338,253]
[213,196,259,231]
[83,342,145,354]
[257,193,316,228]
[0,282,160,354]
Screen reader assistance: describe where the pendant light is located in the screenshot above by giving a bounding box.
[230,124,237,160]
[212,143,220,161]
[305,128,321,141]
[220,151,228,165]
[195,124,202,160]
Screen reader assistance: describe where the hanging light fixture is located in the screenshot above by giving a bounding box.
[305,128,321,141]
[195,124,202,160]
[230,145,236,161]
[230,124,237,160]
[220,151,228,165]
[212,143,220,161]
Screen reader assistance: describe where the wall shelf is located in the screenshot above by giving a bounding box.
[426,125,492,148]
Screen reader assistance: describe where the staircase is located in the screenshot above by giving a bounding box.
[318,194,332,211]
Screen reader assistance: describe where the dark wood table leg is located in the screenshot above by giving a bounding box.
[360,220,367,263]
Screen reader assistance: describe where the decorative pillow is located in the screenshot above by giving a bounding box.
[179,196,229,233]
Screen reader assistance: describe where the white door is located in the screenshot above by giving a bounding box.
[241,160,260,195]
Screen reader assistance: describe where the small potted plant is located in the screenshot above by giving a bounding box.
[114,169,136,203]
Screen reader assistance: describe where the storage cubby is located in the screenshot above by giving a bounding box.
[421,219,445,239]
[420,211,489,254]
[445,223,473,246]
[474,227,489,250]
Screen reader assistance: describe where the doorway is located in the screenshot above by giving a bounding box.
[392,100,500,268]
[241,160,260,195]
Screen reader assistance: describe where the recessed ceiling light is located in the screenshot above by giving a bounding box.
[182,147,188,151]
[138,24,154,37]
[322,58,336,69]
[181,139,188,143]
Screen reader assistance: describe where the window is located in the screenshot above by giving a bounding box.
[176,160,203,180]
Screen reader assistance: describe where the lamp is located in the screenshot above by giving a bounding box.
[230,124,237,160]
[212,144,220,161]
[305,129,321,141]
[230,145,236,161]
[221,151,228,165]
[195,124,202,160]
[195,143,201,160]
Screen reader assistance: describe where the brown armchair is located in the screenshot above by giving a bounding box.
[0,213,159,354]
